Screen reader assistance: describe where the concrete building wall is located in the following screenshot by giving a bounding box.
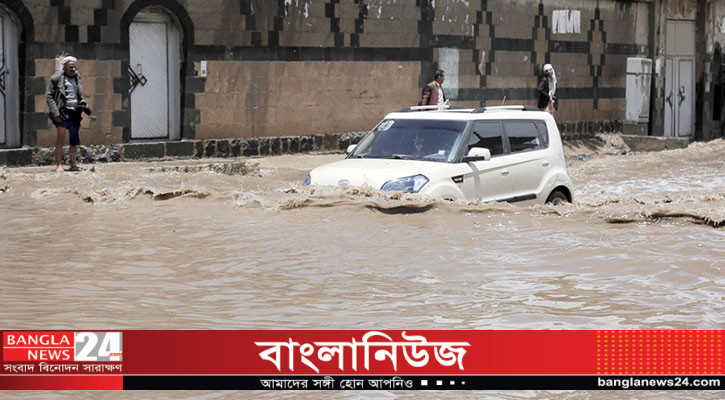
[193,60,420,140]
[648,0,724,141]
[1,0,723,157]
[703,0,725,140]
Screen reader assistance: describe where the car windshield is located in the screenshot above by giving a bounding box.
[349,119,468,163]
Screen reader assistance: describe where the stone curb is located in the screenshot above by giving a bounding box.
[0,126,691,167]
[558,120,623,140]
[0,132,368,167]
[620,135,691,152]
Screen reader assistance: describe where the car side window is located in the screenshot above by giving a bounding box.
[504,121,541,153]
[468,121,505,156]
[535,121,549,148]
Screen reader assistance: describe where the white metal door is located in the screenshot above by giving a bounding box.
[0,9,20,147]
[664,56,674,137]
[130,21,168,139]
[677,59,694,136]
[129,12,180,140]
[664,21,695,137]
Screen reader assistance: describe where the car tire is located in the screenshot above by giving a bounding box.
[546,190,568,205]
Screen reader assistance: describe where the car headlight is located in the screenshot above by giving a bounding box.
[302,174,311,186]
[380,174,429,193]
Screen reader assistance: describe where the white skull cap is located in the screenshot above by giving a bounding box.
[59,56,77,71]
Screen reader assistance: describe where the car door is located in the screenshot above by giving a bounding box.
[461,121,513,202]
[502,120,547,202]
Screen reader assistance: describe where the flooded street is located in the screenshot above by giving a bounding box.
[1,138,724,333]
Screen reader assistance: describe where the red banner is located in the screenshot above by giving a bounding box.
[0,330,722,390]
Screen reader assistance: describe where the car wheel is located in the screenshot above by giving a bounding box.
[546,190,568,205]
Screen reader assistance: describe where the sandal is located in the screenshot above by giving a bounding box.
[68,166,84,172]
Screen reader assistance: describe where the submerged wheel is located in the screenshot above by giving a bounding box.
[546,190,568,205]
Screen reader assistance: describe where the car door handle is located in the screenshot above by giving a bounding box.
[542,160,549,167]
[501,169,509,176]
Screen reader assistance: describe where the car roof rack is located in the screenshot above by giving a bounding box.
[396,104,466,112]
[471,105,540,113]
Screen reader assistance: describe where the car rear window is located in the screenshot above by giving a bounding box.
[535,121,550,148]
[503,121,541,153]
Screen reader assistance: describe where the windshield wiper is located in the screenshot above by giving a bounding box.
[355,154,417,160]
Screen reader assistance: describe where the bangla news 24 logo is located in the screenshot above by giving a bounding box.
[3,332,123,362]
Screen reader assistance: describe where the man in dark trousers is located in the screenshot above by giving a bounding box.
[420,69,449,106]
[47,56,91,172]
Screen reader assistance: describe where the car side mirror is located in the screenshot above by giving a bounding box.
[346,144,357,155]
[463,147,491,162]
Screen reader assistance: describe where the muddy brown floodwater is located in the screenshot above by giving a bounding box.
[1,137,723,398]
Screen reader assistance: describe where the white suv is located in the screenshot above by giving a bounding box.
[304,105,573,205]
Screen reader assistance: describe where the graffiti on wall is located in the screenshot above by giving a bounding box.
[552,10,580,34]
[667,0,696,20]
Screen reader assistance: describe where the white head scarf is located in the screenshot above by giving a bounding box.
[58,56,77,72]
[543,64,557,98]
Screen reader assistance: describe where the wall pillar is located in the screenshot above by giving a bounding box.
[695,0,708,141]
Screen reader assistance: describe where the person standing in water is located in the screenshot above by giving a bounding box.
[47,56,91,172]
